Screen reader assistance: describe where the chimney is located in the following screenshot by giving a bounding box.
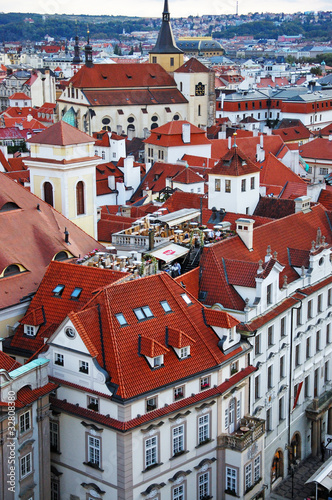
[108,176,115,190]
[123,156,134,186]
[235,218,255,251]
[265,245,271,262]
[228,136,231,149]
[182,123,191,144]
[64,227,69,244]
[294,196,311,214]
[117,125,122,136]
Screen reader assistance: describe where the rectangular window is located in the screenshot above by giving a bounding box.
[88,435,100,468]
[266,408,271,431]
[134,306,153,320]
[255,334,260,355]
[327,324,331,344]
[198,414,210,444]
[20,410,31,434]
[87,396,99,412]
[241,179,246,192]
[54,353,64,366]
[296,307,301,326]
[318,294,323,312]
[146,396,157,412]
[215,178,221,192]
[200,376,210,390]
[280,356,285,380]
[226,467,237,494]
[295,344,300,367]
[180,346,189,358]
[254,455,261,483]
[328,289,332,306]
[79,360,89,374]
[308,300,313,319]
[237,399,241,420]
[225,179,231,193]
[115,313,128,326]
[251,176,255,190]
[170,57,174,67]
[173,484,184,500]
[20,452,32,478]
[172,424,184,455]
[268,325,274,346]
[316,330,321,352]
[320,167,328,175]
[268,365,273,389]
[267,284,272,305]
[306,337,311,359]
[181,293,192,305]
[231,361,238,375]
[161,300,172,313]
[305,375,310,398]
[174,386,184,400]
[25,325,35,336]
[198,471,209,499]
[255,375,260,400]
[145,436,157,468]
[280,316,286,337]
[325,361,329,383]
[50,421,59,452]
[279,396,284,421]
[245,463,252,491]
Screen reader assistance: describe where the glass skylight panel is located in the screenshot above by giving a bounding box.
[71,287,82,299]
[134,308,145,320]
[142,306,153,318]
[53,285,65,296]
[115,313,128,326]
[161,300,172,313]
[181,293,192,305]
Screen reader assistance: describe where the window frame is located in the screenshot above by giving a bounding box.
[19,410,31,434]
[54,353,64,366]
[87,434,101,469]
[20,452,32,479]
[226,466,237,495]
[50,420,59,452]
[172,423,185,456]
[198,413,210,445]
[144,434,158,469]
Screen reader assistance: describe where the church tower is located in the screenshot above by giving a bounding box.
[84,27,93,68]
[149,0,183,72]
[25,121,98,239]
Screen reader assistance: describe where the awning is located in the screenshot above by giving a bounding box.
[154,208,200,228]
[149,243,189,263]
[305,455,332,491]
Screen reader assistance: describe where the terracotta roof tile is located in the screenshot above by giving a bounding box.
[27,120,95,145]
[299,138,332,161]
[143,121,211,148]
[82,88,187,107]
[209,146,260,176]
[0,350,21,371]
[204,308,239,328]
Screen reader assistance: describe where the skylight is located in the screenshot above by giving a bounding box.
[115,313,128,326]
[160,300,172,313]
[71,287,82,300]
[134,306,154,321]
[53,285,65,297]
[181,293,192,305]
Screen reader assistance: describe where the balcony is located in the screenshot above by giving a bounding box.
[306,388,332,420]
[218,416,265,452]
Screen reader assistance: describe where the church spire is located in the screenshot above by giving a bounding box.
[73,21,81,64]
[149,0,183,71]
[84,26,93,68]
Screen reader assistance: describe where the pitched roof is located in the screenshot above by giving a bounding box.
[162,191,208,213]
[175,57,211,73]
[9,261,126,356]
[0,350,21,371]
[172,167,204,184]
[272,123,312,142]
[27,120,95,146]
[149,0,182,55]
[9,92,31,100]
[143,121,211,148]
[299,138,332,160]
[81,88,187,107]
[68,63,178,89]
[211,135,286,162]
[259,152,307,195]
[0,172,103,311]
[199,204,332,309]
[64,272,245,400]
[209,145,260,176]
[254,197,296,219]
[318,189,332,211]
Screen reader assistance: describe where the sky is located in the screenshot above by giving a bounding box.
[0,0,331,18]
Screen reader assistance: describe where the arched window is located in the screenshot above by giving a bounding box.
[289,432,301,464]
[43,182,53,207]
[127,124,135,140]
[3,264,21,277]
[76,181,85,215]
[54,251,69,261]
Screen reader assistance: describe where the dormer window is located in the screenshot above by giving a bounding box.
[153,355,163,367]
[134,306,153,321]
[24,325,36,337]
[181,293,192,306]
[180,346,190,358]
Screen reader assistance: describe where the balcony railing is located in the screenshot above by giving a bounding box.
[111,233,168,248]
[218,416,265,452]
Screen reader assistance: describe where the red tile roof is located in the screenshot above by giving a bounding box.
[64,272,246,400]
[172,167,204,184]
[163,191,208,213]
[0,350,21,371]
[260,152,307,196]
[28,120,95,146]
[200,204,332,308]
[209,146,260,176]
[50,365,256,431]
[175,57,212,74]
[81,88,187,107]
[9,261,126,355]
[299,138,332,160]
[68,63,178,89]
[144,121,211,148]
[318,189,332,211]
[204,308,239,328]
[174,267,200,299]
[211,135,286,162]
[9,92,31,100]
[272,123,312,142]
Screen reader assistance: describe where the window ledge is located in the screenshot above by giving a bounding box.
[142,462,163,473]
[170,450,189,460]
[50,449,61,455]
[83,461,104,472]
[195,438,214,449]
[224,490,239,498]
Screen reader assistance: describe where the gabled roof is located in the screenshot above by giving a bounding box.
[211,135,286,162]
[172,167,204,184]
[9,261,126,355]
[68,63,178,89]
[9,92,31,100]
[254,197,296,219]
[272,122,312,142]
[81,88,187,107]
[143,120,211,148]
[27,120,95,146]
[299,138,332,160]
[318,189,332,211]
[199,204,332,309]
[0,173,103,311]
[175,57,211,74]
[63,272,244,399]
[0,350,21,371]
[260,152,307,196]
[209,145,260,177]
[162,191,208,212]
